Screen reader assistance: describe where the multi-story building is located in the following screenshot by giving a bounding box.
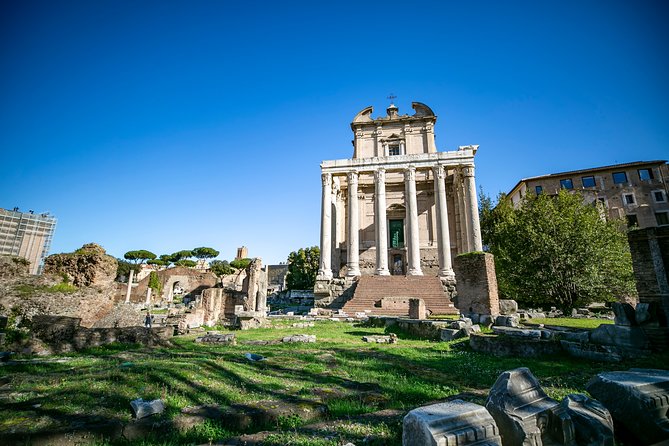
[317,102,483,279]
[0,207,57,274]
[507,160,669,228]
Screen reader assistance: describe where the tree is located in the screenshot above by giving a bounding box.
[170,250,193,263]
[480,189,636,310]
[148,271,162,296]
[230,258,252,269]
[286,246,320,290]
[116,259,140,282]
[210,260,234,276]
[159,254,174,267]
[147,259,168,267]
[123,250,157,264]
[192,247,220,261]
[175,259,197,268]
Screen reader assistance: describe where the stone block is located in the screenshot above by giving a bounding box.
[452,252,500,316]
[560,340,623,362]
[440,328,466,342]
[130,398,165,419]
[402,399,502,446]
[560,394,614,446]
[449,320,469,330]
[635,302,658,326]
[559,331,590,343]
[282,334,316,343]
[612,302,637,326]
[409,298,427,320]
[587,368,669,445]
[589,324,650,350]
[498,299,518,315]
[494,315,518,327]
[195,333,236,344]
[491,326,541,339]
[486,367,577,446]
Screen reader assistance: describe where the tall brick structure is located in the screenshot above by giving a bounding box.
[628,227,669,327]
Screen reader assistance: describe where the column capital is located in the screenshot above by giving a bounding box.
[404,165,416,181]
[347,170,359,184]
[321,172,332,187]
[433,164,446,180]
[374,168,386,183]
[460,165,475,177]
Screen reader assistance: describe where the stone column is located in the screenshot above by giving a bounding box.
[374,169,390,275]
[145,286,151,305]
[125,269,134,304]
[463,166,483,252]
[318,172,333,279]
[346,171,361,277]
[405,166,423,275]
[433,165,454,277]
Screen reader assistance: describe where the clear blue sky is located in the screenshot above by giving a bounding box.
[2,0,668,265]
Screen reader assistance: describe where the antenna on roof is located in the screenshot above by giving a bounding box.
[387,94,397,105]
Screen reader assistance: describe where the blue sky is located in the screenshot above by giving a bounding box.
[2,0,668,265]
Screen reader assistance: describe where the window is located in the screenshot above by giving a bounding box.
[626,214,638,228]
[656,212,669,226]
[653,190,667,203]
[389,219,404,248]
[638,168,654,181]
[612,172,628,184]
[535,185,543,194]
[582,176,596,188]
[560,179,573,190]
[388,144,400,156]
[623,193,636,205]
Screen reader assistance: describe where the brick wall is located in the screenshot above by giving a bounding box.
[628,227,669,326]
[452,252,500,316]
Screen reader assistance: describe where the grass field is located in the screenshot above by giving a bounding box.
[0,320,664,445]
[528,317,614,329]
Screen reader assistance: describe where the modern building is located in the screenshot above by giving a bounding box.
[0,207,57,274]
[317,102,483,280]
[507,160,669,228]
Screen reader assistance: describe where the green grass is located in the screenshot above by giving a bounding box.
[0,320,664,445]
[528,317,613,329]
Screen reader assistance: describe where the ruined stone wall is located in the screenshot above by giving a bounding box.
[43,243,117,287]
[452,252,500,316]
[628,226,669,326]
[116,266,218,304]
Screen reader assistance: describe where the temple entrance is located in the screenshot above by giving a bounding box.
[389,219,404,248]
[391,253,405,275]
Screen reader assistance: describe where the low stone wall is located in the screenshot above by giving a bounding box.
[470,333,562,358]
[24,315,173,354]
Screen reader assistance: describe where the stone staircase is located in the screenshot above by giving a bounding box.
[338,275,458,317]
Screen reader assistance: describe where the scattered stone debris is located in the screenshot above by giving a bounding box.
[194,333,236,345]
[587,368,669,445]
[244,352,266,362]
[362,333,398,344]
[491,326,542,339]
[282,334,316,343]
[403,399,502,446]
[130,398,165,419]
[291,322,315,328]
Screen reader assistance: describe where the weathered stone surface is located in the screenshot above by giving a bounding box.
[194,333,236,344]
[409,298,427,320]
[440,328,467,342]
[282,334,316,343]
[491,326,542,339]
[498,299,518,315]
[402,399,502,446]
[362,334,398,344]
[452,252,500,316]
[587,368,669,445]
[485,367,568,446]
[559,331,590,343]
[612,302,637,326]
[0,255,30,278]
[130,398,165,419]
[589,324,650,350]
[560,394,614,446]
[634,302,657,326]
[494,315,519,327]
[471,334,561,358]
[560,340,624,362]
[43,243,117,287]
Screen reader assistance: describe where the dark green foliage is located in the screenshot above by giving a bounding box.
[286,246,320,290]
[147,259,168,267]
[192,247,220,260]
[480,189,636,310]
[175,259,197,268]
[159,254,174,267]
[115,259,140,281]
[170,250,194,262]
[123,250,157,264]
[230,258,252,269]
[210,259,234,276]
[148,271,162,296]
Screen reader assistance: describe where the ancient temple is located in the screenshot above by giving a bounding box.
[315,102,482,313]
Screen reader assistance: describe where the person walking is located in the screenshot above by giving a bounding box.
[144,311,153,328]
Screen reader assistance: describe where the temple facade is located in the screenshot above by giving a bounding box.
[317,102,483,281]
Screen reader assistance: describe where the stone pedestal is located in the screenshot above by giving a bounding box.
[452,252,500,317]
[409,298,427,320]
